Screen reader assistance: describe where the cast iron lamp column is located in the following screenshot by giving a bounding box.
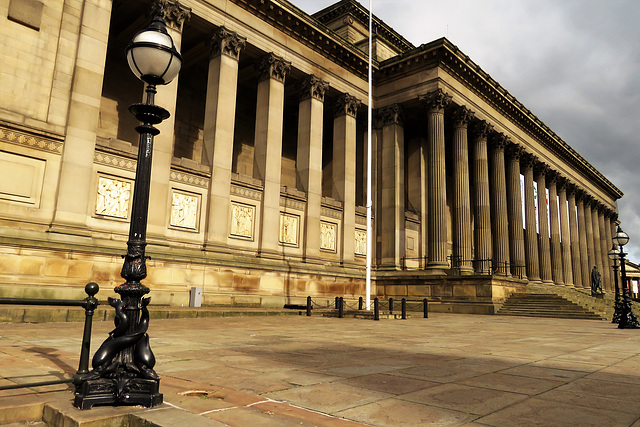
[74,12,182,409]
[608,244,622,323]
[612,225,639,329]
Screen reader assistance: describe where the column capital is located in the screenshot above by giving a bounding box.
[472,120,494,139]
[419,89,452,113]
[574,187,588,200]
[452,105,474,128]
[377,104,403,126]
[534,161,550,179]
[210,27,246,60]
[335,93,361,118]
[520,152,538,169]
[299,75,329,102]
[546,169,559,184]
[489,133,509,151]
[152,0,191,30]
[506,142,525,160]
[258,53,291,83]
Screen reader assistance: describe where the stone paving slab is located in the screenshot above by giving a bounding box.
[1,313,640,426]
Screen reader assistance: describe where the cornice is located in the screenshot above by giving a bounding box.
[312,0,414,54]
[228,0,372,79]
[377,38,622,200]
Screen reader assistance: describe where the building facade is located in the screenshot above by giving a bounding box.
[0,0,622,313]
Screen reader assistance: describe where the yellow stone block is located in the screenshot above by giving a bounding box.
[18,258,44,276]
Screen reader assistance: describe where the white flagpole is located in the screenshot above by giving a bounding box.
[366,0,373,310]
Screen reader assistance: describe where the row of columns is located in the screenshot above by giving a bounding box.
[202,26,364,264]
[377,89,618,292]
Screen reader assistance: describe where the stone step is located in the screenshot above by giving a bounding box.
[498,309,602,318]
[497,292,605,320]
[498,312,603,320]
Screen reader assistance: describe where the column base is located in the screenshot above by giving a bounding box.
[257,249,282,260]
[425,263,448,276]
[47,223,92,238]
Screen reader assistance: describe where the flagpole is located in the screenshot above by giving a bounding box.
[366,0,373,310]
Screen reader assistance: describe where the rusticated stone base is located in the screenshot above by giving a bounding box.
[376,272,527,315]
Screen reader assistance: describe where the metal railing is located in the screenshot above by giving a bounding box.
[306,296,428,321]
[0,282,100,391]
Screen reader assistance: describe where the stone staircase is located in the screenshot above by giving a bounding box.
[497,292,605,320]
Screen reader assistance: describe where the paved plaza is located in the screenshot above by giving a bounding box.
[1,312,640,426]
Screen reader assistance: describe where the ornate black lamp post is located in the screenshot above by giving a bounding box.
[612,225,639,329]
[74,12,182,409]
[608,244,622,323]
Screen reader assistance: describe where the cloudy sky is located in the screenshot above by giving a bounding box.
[294,0,640,260]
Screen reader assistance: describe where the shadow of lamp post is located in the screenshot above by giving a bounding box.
[612,225,639,329]
[74,11,182,409]
[608,244,622,323]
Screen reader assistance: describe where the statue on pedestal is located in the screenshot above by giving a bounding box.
[591,265,604,296]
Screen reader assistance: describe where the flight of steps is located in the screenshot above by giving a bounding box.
[497,292,605,320]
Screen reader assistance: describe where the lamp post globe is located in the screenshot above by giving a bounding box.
[609,244,622,323]
[613,225,629,248]
[126,14,182,86]
[74,11,181,409]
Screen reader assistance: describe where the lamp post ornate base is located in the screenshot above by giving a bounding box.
[612,300,623,324]
[74,83,170,409]
[618,300,640,329]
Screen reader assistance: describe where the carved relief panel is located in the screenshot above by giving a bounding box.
[355,229,367,256]
[170,190,200,230]
[230,202,255,240]
[320,221,337,252]
[279,213,299,246]
[95,176,131,219]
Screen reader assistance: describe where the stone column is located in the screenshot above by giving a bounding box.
[598,207,611,292]
[254,53,291,256]
[605,212,616,291]
[558,180,573,286]
[452,106,474,273]
[297,75,329,262]
[333,94,361,265]
[472,121,493,274]
[591,202,604,287]
[535,163,553,283]
[147,4,190,239]
[584,197,596,280]
[576,192,590,288]
[522,153,540,282]
[378,104,405,269]
[49,0,115,235]
[567,186,581,287]
[547,172,563,285]
[202,27,246,249]
[420,89,451,273]
[489,133,510,276]
[506,143,526,279]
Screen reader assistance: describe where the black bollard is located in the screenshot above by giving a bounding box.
[374,297,380,321]
[338,297,344,318]
[401,298,407,320]
[423,298,429,318]
[389,297,394,314]
[306,296,312,317]
[335,296,339,309]
[73,282,100,387]
[358,296,363,310]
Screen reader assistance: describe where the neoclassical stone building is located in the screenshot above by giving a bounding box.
[0,0,622,313]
